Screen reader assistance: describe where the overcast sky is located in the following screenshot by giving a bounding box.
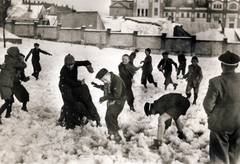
[14,0,111,16]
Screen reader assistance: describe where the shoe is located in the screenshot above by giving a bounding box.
[177,131,186,140]
[130,106,136,112]
[173,83,178,90]
[21,107,28,112]
[114,132,122,143]
[96,119,102,127]
[149,139,162,149]
[143,85,147,89]
[164,85,168,90]
[22,76,30,82]
[192,100,196,105]
[154,82,157,87]
[5,113,11,118]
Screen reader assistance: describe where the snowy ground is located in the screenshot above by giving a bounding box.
[0,39,239,164]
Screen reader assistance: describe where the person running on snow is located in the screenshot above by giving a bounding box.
[118,54,140,112]
[58,54,101,129]
[25,43,52,80]
[144,93,190,149]
[140,48,157,89]
[94,68,127,143]
[0,47,27,124]
[183,56,203,105]
[157,51,178,90]
[176,50,187,79]
[129,49,139,66]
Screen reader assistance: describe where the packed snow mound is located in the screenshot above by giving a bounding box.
[102,16,181,36]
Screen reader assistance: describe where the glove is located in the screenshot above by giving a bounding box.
[86,65,94,73]
[49,54,52,56]
[99,96,107,103]
[91,82,104,90]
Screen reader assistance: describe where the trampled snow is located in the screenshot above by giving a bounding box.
[0,38,239,164]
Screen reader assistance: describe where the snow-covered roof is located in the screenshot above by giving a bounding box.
[7,3,44,20]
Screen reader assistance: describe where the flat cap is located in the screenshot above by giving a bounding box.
[162,51,169,55]
[219,51,239,66]
[96,68,108,79]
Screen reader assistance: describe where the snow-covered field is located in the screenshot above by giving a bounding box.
[0,38,239,164]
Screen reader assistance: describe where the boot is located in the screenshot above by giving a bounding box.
[114,131,122,143]
[154,82,157,88]
[21,106,28,112]
[143,84,147,89]
[173,83,178,90]
[186,93,191,99]
[130,106,136,112]
[164,85,168,90]
[177,131,186,140]
[193,93,198,105]
[96,119,102,127]
[149,139,162,149]
[5,103,12,118]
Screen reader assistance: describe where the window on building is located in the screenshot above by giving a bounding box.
[137,9,140,16]
[214,16,219,21]
[146,9,148,16]
[187,13,190,18]
[229,16,235,22]
[229,23,234,28]
[165,12,168,17]
[155,0,158,2]
[154,8,158,16]
[181,13,184,18]
[142,9,144,16]
[214,4,222,9]
[229,3,237,9]
[203,13,205,18]
[197,13,200,18]
[129,3,132,8]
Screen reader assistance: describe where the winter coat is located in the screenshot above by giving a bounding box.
[101,72,127,105]
[0,48,27,87]
[118,63,138,87]
[203,72,240,132]
[153,93,190,119]
[129,51,136,65]
[59,60,91,88]
[184,64,203,87]
[142,55,153,74]
[25,48,51,62]
[178,54,186,64]
[157,58,178,73]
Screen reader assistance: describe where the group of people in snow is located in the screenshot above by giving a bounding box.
[0,44,239,164]
[0,43,52,123]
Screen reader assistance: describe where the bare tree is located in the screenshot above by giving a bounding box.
[0,0,11,48]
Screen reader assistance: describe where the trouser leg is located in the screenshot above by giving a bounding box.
[105,103,124,133]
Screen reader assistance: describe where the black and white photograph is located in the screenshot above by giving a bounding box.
[0,0,240,163]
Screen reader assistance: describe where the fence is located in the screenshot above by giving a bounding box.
[5,20,240,56]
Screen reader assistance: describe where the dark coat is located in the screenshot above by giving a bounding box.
[142,55,153,74]
[203,72,240,131]
[129,51,136,65]
[184,64,203,87]
[25,48,51,72]
[157,58,178,73]
[101,72,127,105]
[153,93,190,120]
[0,55,26,87]
[178,54,186,64]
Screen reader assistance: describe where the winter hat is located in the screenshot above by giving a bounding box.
[7,47,20,59]
[34,43,39,46]
[219,51,240,66]
[162,51,169,56]
[64,54,75,65]
[96,68,108,79]
[144,103,155,116]
[191,56,199,62]
[145,48,151,54]
[135,49,139,52]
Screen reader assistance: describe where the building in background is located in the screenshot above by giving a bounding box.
[109,0,240,28]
